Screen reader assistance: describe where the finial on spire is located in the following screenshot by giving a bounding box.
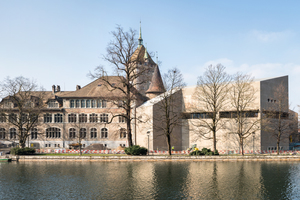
[138,21,143,47]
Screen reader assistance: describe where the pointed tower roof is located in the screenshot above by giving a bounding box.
[138,21,143,47]
[146,65,165,94]
[144,45,149,59]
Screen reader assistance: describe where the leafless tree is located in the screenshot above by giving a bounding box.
[89,25,151,147]
[262,83,297,155]
[191,64,231,152]
[153,68,185,155]
[0,76,45,148]
[227,73,260,155]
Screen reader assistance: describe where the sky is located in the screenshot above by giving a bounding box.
[0,0,300,110]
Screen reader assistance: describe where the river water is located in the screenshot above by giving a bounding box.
[0,161,299,200]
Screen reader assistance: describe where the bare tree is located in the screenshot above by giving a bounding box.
[0,76,45,148]
[262,83,297,155]
[191,64,231,152]
[89,25,151,147]
[227,73,260,155]
[154,68,185,155]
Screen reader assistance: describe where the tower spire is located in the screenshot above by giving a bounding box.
[144,43,148,59]
[138,21,143,47]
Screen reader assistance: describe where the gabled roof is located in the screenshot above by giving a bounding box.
[60,76,127,99]
[130,45,156,65]
[146,65,165,94]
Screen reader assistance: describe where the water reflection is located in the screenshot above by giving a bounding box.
[0,161,299,199]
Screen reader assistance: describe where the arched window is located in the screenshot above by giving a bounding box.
[89,113,98,123]
[120,128,126,138]
[54,113,63,123]
[79,114,87,123]
[100,114,108,123]
[46,128,61,138]
[101,128,108,138]
[0,128,5,139]
[80,128,86,139]
[44,113,52,123]
[31,128,37,139]
[70,100,75,108]
[90,128,97,138]
[68,114,77,123]
[9,128,16,139]
[69,128,76,138]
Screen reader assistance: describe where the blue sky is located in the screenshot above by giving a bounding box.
[1,0,300,110]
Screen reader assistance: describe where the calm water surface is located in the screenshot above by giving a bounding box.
[0,161,300,199]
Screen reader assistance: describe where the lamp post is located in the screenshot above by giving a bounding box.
[147,131,150,155]
[252,132,255,154]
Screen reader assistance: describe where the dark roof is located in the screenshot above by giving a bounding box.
[146,65,165,94]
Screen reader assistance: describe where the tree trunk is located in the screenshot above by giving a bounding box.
[167,135,171,156]
[79,138,82,156]
[240,137,244,156]
[213,131,216,152]
[277,140,280,155]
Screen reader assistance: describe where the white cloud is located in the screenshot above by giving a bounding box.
[251,30,294,42]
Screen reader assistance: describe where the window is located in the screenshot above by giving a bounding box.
[81,100,85,108]
[97,100,102,108]
[82,144,85,148]
[76,100,80,108]
[46,128,61,138]
[0,128,5,139]
[89,113,98,123]
[120,128,126,138]
[86,100,91,108]
[69,128,76,138]
[91,100,96,108]
[21,113,28,123]
[100,114,108,123]
[9,128,16,139]
[46,128,60,138]
[0,114,6,123]
[90,128,97,138]
[68,114,77,123]
[101,128,108,138]
[29,113,38,123]
[70,100,75,108]
[45,144,47,147]
[48,100,58,108]
[31,128,37,139]
[9,113,17,123]
[80,128,86,139]
[44,113,52,123]
[102,100,107,108]
[54,114,63,123]
[189,113,213,119]
[79,114,87,123]
[119,115,126,123]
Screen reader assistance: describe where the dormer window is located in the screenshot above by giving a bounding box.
[48,100,58,108]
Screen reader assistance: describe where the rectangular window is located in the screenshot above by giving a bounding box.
[102,100,107,108]
[86,100,90,108]
[81,100,85,108]
[48,100,59,108]
[70,100,74,108]
[97,100,102,108]
[91,100,95,108]
[76,100,80,108]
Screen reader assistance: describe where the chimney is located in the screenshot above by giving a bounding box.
[56,85,61,92]
[76,85,81,91]
[52,85,56,94]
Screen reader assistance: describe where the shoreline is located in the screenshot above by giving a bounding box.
[6,155,300,162]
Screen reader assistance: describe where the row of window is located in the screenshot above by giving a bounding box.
[0,127,127,140]
[70,99,107,108]
[44,113,126,123]
[185,111,259,119]
[0,113,38,123]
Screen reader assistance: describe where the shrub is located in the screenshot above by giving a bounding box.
[189,148,219,156]
[11,147,35,155]
[125,145,148,155]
